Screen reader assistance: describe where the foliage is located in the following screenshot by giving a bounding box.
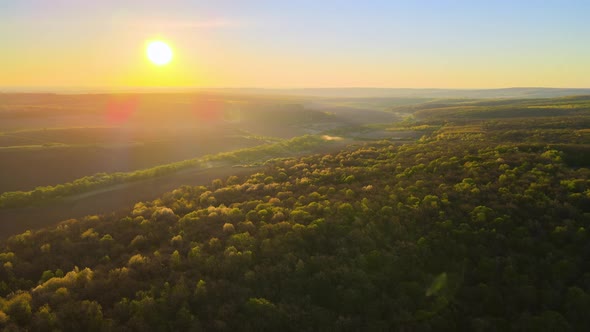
[0,108,589,330]
[404,95,590,120]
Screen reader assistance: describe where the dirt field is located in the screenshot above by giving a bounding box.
[0,133,263,192]
[0,93,346,192]
[0,165,260,240]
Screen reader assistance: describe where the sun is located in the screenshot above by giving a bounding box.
[146,41,173,66]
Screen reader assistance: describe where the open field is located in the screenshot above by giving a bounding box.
[0,128,264,192]
[0,130,263,192]
[1,93,397,192]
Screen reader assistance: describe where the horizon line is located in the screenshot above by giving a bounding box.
[2,86,590,93]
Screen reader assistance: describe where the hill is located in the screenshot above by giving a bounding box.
[0,105,589,330]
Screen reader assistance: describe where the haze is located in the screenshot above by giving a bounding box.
[2,0,589,90]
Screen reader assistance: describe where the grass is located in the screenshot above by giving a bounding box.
[0,135,332,209]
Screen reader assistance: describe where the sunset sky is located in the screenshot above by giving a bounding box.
[1,0,589,90]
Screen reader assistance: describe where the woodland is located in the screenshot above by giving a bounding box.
[0,94,589,330]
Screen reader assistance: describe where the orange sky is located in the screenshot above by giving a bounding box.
[1,1,589,90]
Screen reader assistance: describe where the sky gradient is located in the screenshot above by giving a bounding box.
[1,0,589,90]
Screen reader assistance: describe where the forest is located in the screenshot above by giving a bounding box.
[0,93,589,330]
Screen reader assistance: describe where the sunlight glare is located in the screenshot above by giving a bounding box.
[146,41,173,66]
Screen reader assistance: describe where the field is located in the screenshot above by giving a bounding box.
[0,129,263,192]
[0,93,402,192]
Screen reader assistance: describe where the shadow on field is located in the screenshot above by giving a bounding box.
[0,165,260,240]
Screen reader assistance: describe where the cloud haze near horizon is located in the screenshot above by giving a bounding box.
[1,0,589,89]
